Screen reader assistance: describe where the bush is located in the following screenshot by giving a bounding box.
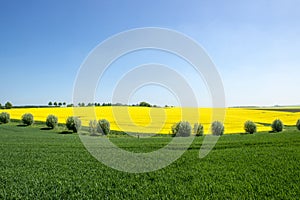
[0,112,10,124]
[297,119,300,131]
[22,113,34,126]
[46,114,58,129]
[171,121,191,137]
[89,120,98,135]
[211,121,224,136]
[271,119,284,132]
[66,116,81,133]
[97,119,110,135]
[193,123,204,136]
[244,120,257,134]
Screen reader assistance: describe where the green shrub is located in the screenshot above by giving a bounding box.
[0,112,10,124]
[211,121,224,136]
[89,120,98,135]
[193,123,204,136]
[97,119,110,135]
[271,119,284,132]
[244,120,257,134]
[66,116,81,133]
[297,119,300,131]
[171,121,191,137]
[22,113,34,126]
[46,114,58,129]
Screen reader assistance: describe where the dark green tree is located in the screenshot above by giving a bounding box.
[5,102,12,109]
[78,102,85,107]
[139,101,151,107]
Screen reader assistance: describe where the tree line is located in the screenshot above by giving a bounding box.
[0,101,172,109]
[50,101,172,108]
[0,102,13,109]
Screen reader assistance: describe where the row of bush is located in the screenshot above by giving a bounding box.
[1,111,300,136]
[171,119,291,137]
[0,112,110,135]
[171,121,225,136]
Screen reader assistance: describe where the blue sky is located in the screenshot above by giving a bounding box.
[0,0,299,107]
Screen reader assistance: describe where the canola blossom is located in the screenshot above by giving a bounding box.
[5,107,300,134]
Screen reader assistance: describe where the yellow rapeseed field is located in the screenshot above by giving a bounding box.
[5,107,300,134]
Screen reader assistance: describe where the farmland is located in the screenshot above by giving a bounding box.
[4,107,300,134]
[0,122,299,199]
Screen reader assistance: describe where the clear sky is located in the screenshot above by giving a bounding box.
[0,0,299,107]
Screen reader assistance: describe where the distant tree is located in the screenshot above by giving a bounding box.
[67,104,74,107]
[54,102,58,106]
[139,101,151,107]
[0,103,2,109]
[5,102,12,109]
[48,101,53,106]
[58,102,62,106]
[77,102,85,107]
[63,102,66,106]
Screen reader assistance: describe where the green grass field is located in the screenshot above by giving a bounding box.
[0,122,299,199]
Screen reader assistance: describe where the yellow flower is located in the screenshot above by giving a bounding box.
[6,107,300,134]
